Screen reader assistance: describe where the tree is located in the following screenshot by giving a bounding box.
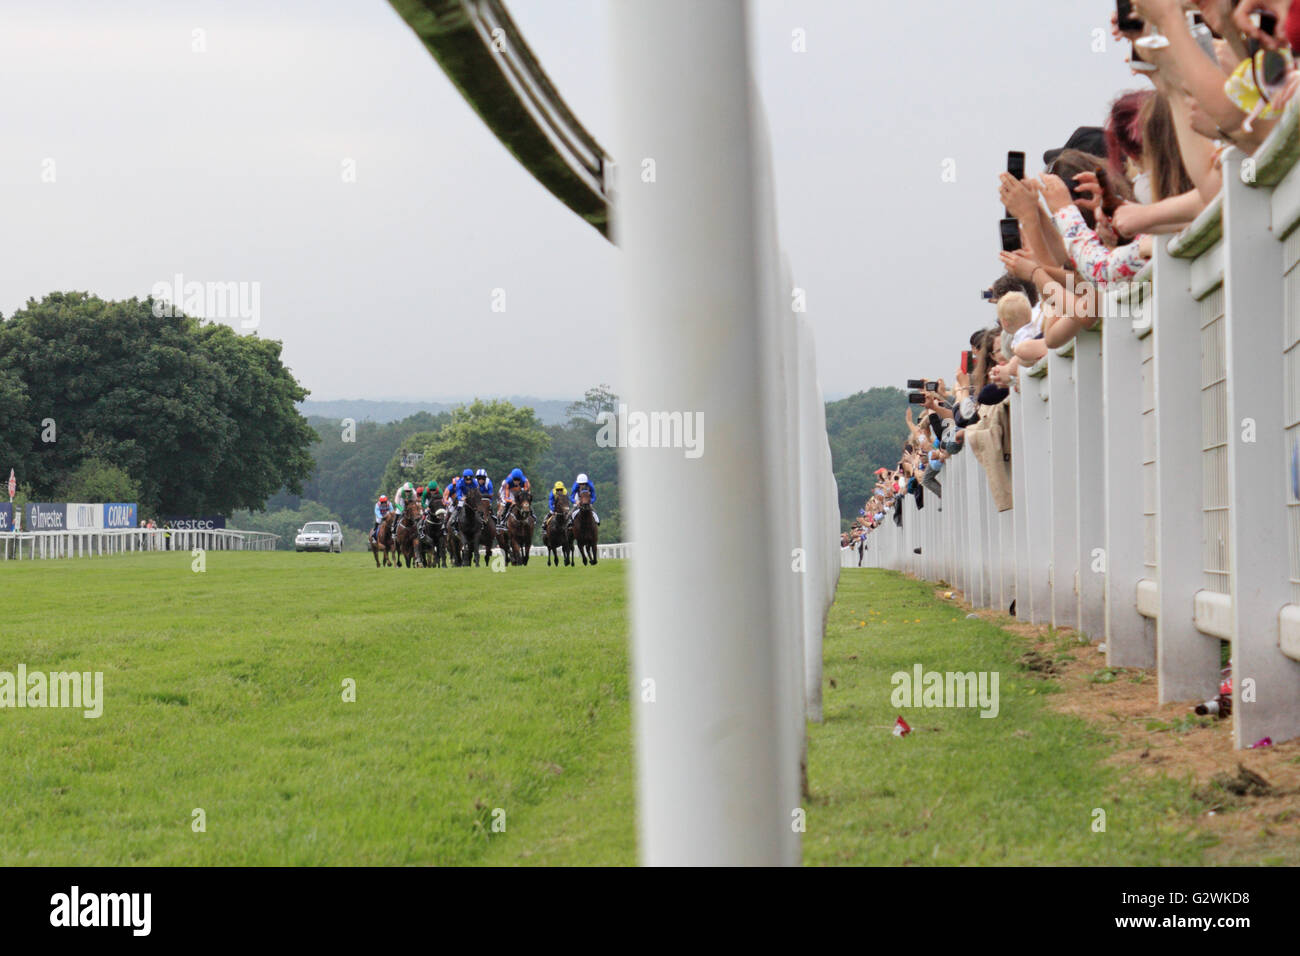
[0,368,30,483]
[0,292,316,515]
[55,458,141,503]
[565,384,619,424]
[418,399,550,486]
[823,387,911,528]
[297,411,450,530]
[376,430,445,499]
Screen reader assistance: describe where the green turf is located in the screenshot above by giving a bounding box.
[807,570,1211,865]
[0,550,634,865]
[0,555,1212,864]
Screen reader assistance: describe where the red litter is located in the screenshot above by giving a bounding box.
[1249,737,1273,749]
[893,716,912,737]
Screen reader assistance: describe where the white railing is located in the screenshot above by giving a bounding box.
[857,103,1300,748]
[0,527,280,560]
[613,1,839,865]
[522,542,633,560]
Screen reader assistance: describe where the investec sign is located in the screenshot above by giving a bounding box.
[24,503,67,530]
[0,504,11,532]
[103,504,138,529]
[163,515,225,530]
[19,503,136,531]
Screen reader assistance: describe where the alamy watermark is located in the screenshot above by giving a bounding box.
[595,404,704,459]
[0,665,103,718]
[50,886,150,936]
[890,664,999,718]
[151,273,260,331]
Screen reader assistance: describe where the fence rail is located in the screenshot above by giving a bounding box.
[522,543,632,560]
[0,528,280,560]
[857,103,1300,749]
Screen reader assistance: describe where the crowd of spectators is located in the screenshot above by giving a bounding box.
[849,0,1300,558]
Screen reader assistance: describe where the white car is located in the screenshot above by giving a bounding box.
[295,521,343,553]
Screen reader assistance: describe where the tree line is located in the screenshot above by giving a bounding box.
[248,386,625,546]
[0,292,315,516]
[0,291,899,540]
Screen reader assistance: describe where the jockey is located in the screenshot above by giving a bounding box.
[393,480,417,513]
[371,494,394,541]
[498,467,530,521]
[452,469,475,503]
[420,481,441,512]
[569,473,599,526]
[474,469,494,505]
[543,480,567,531]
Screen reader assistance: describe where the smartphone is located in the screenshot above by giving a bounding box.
[960,350,972,375]
[1006,151,1025,180]
[908,393,926,405]
[1116,0,1144,33]
[1000,218,1021,252]
[924,381,939,392]
[906,378,924,389]
[1129,40,1157,72]
[981,289,995,301]
[1248,11,1280,57]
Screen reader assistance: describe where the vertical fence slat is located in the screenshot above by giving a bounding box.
[1223,147,1300,745]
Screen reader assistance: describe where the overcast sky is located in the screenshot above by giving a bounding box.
[0,0,1131,402]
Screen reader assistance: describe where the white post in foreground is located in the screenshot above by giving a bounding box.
[612,0,799,866]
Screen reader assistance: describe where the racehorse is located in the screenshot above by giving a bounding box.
[472,493,497,568]
[448,484,482,567]
[544,495,571,567]
[418,508,447,568]
[394,500,422,567]
[371,511,398,568]
[505,490,536,566]
[570,489,598,566]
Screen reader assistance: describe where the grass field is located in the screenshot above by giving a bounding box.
[0,554,1216,864]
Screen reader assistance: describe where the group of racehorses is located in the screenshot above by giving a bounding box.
[369,483,599,569]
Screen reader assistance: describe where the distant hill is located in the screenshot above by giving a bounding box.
[824,387,911,529]
[299,398,574,427]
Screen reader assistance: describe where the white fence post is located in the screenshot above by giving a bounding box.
[1153,236,1222,702]
[1048,347,1079,630]
[1103,283,1157,666]
[1223,147,1300,745]
[1073,329,1106,640]
[611,0,800,866]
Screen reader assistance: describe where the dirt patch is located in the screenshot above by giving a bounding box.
[931,582,1300,864]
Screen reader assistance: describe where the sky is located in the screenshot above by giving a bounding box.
[0,0,1133,402]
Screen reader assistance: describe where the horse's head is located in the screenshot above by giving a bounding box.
[578,489,592,509]
[463,483,481,510]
